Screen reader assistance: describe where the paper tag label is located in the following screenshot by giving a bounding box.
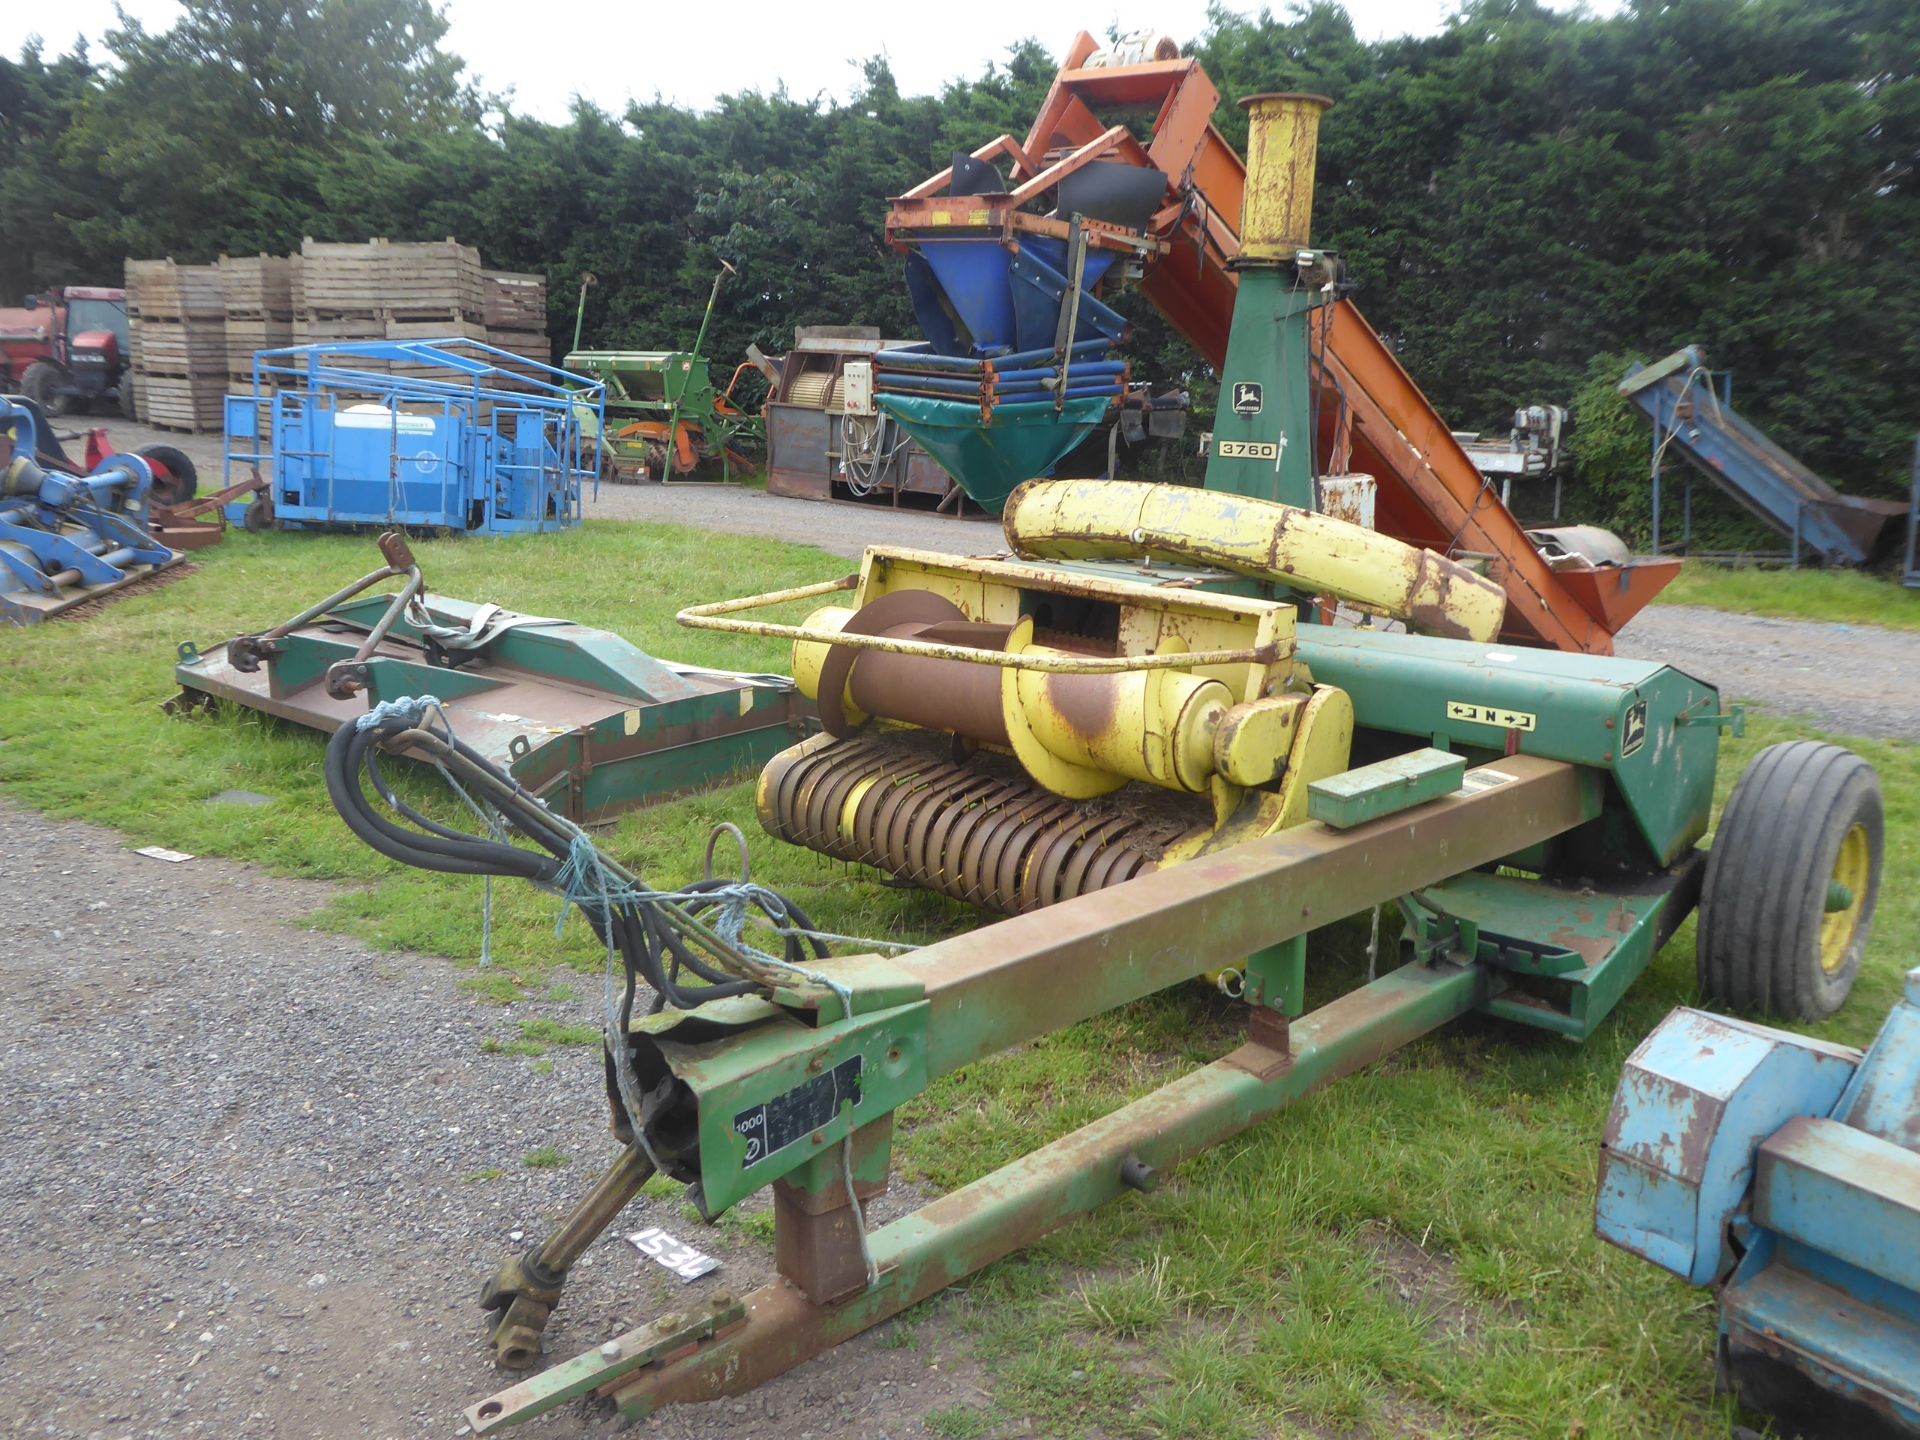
[630,1227,720,1282]
[1460,768,1518,793]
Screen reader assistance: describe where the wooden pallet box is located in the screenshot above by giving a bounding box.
[382,238,485,320]
[487,329,554,364]
[125,259,225,319]
[481,271,548,331]
[298,237,389,318]
[134,318,229,377]
[218,254,295,319]
[298,237,485,322]
[133,370,227,432]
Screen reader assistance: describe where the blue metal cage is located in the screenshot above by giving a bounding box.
[223,340,607,536]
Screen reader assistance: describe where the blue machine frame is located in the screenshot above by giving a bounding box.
[223,340,606,536]
[1620,347,1906,567]
[1,397,179,625]
[1596,969,1920,1436]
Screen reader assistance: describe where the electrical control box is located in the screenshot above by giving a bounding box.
[841,361,875,417]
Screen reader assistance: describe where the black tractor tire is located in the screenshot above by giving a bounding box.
[1698,741,1882,1021]
[119,380,137,421]
[21,361,68,416]
[138,444,199,506]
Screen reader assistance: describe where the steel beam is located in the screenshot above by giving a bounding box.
[467,756,1603,1429]
[907,753,1597,1074]
[605,959,1487,1420]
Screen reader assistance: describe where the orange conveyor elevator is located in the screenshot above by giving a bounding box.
[888,32,1679,655]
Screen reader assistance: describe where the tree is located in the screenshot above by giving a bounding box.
[4,0,1915,503]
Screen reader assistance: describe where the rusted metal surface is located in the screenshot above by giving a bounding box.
[1598,970,1920,1434]
[176,538,807,824]
[885,32,1674,651]
[1314,473,1376,529]
[474,709,1607,1427]
[1837,969,1920,1154]
[1754,1117,1920,1295]
[765,401,832,500]
[1720,1260,1920,1437]
[148,473,270,551]
[1001,479,1507,644]
[1595,1007,1861,1285]
[603,959,1489,1423]
[906,752,1596,1075]
[679,570,1280,676]
[815,589,1013,743]
[224,531,417,680]
[1316,301,1680,652]
[465,1294,746,1434]
[773,1179,882,1306]
[761,732,1179,914]
[1237,93,1333,259]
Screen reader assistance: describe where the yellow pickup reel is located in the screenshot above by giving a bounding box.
[678,479,1504,915]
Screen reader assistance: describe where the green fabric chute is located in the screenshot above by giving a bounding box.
[877,395,1111,514]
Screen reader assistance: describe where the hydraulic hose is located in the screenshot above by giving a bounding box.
[323,711,828,1015]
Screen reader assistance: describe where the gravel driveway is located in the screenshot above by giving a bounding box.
[0,799,989,1440]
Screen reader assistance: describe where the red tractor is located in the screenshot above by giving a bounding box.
[0,286,134,419]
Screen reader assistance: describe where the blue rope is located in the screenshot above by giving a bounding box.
[355,693,445,731]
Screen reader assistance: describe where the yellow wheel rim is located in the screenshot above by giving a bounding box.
[1819,823,1871,974]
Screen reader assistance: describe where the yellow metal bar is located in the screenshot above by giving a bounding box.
[1001,479,1508,644]
[677,583,1280,676]
[1239,92,1333,259]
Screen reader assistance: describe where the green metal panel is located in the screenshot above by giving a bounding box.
[1404,867,1692,1039]
[360,655,500,705]
[875,394,1112,513]
[565,351,715,410]
[175,592,807,826]
[600,960,1492,1425]
[565,689,803,818]
[1308,747,1465,829]
[466,1295,745,1431]
[331,594,702,703]
[1296,626,1721,866]
[1202,275,1325,507]
[638,981,930,1218]
[1242,935,1306,1016]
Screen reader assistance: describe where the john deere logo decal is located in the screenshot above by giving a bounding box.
[1231,382,1263,416]
[1621,701,1648,758]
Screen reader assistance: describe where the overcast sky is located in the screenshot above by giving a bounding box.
[40,0,1621,121]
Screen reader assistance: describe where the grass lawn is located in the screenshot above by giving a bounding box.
[3,519,1916,1438]
[1653,558,1920,630]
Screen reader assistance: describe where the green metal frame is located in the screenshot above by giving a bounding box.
[565,265,763,483]
[1202,257,1332,507]
[173,591,807,824]
[465,752,1661,1432]
[563,350,764,483]
[449,551,1748,1431]
[1404,862,1701,1040]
